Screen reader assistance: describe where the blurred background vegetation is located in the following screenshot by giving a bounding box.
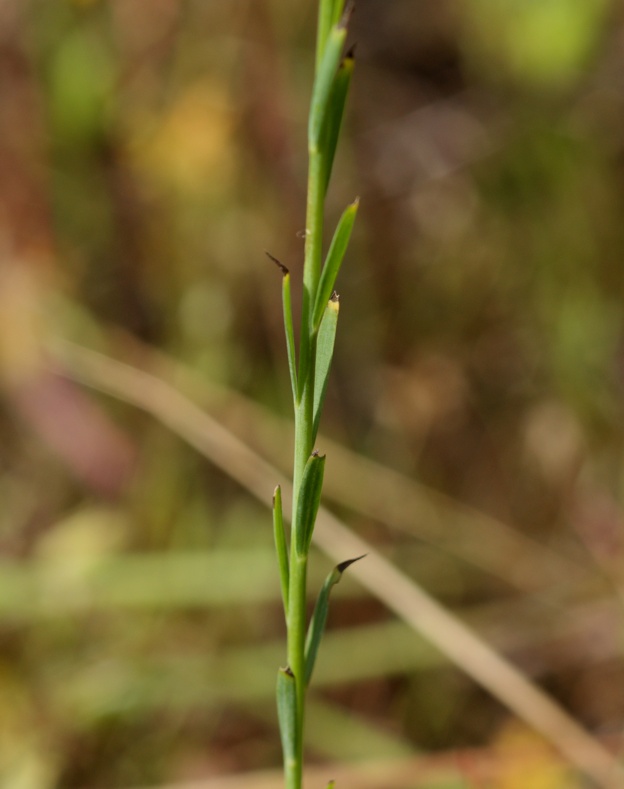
[1,0,624,786]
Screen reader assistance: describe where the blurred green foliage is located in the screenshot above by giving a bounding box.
[462,0,610,88]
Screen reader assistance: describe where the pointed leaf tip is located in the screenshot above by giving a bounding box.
[337,553,366,574]
[304,553,365,685]
[339,0,355,29]
[265,251,289,276]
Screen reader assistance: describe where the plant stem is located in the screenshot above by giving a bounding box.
[278,3,355,786]
[303,149,326,328]
[284,115,327,789]
[286,550,307,789]
[297,147,325,421]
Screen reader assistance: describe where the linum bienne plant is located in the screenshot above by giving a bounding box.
[268,2,361,788]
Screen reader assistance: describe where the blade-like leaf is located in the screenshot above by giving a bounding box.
[266,252,298,402]
[312,199,358,331]
[322,49,355,195]
[316,0,345,67]
[276,666,298,765]
[312,295,339,440]
[295,451,326,558]
[282,271,298,402]
[309,10,351,150]
[273,485,289,617]
[304,555,366,685]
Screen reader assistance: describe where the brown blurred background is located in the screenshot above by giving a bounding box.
[1,0,624,786]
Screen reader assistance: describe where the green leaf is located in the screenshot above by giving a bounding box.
[325,781,336,789]
[282,272,298,402]
[316,0,345,67]
[272,486,289,617]
[266,253,298,401]
[295,451,326,558]
[312,296,340,440]
[304,555,366,685]
[322,49,355,195]
[276,666,298,765]
[312,199,358,331]
[296,326,312,411]
[309,12,351,150]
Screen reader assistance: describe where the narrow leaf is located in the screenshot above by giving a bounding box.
[276,666,298,765]
[266,252,298,401]
[312,295,340,440]
[294,451,326,558]
[308,18,349,150]
[312,199,358,331]
[296,322,312,410]
[322,48,355,195]
[325,782,336,789]
[304,554,366,684]
[272,486,289,616]
[282,272,298,401]
[316,0,345,67]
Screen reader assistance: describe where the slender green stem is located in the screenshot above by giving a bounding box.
[284,756,299,789]
[287,373,316,787]
[277,4,355,787]
[298,149,325,393]
[286,551,307,789]
[284,142,325,789]
[303,149,325,322]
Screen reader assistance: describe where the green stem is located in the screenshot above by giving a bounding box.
[284,131,326,789]
[298,149,325,390]
[286,551,307,789]
[303,149,325,325]
[286,357,316,787]
[281,2,353,785]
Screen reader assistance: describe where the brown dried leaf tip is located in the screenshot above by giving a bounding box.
[337,553,366,574]
[339,0,355,30]
[265,251,289,275]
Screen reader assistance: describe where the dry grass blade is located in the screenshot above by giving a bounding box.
[111,339,586,594]
[52,339,623,789]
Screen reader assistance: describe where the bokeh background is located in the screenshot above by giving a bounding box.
[2,0,624,786]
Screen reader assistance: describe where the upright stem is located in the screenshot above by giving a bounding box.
[278,1,356,784]
[297,147,325,420]
[302,149,326,333]
[285,146,325,789]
